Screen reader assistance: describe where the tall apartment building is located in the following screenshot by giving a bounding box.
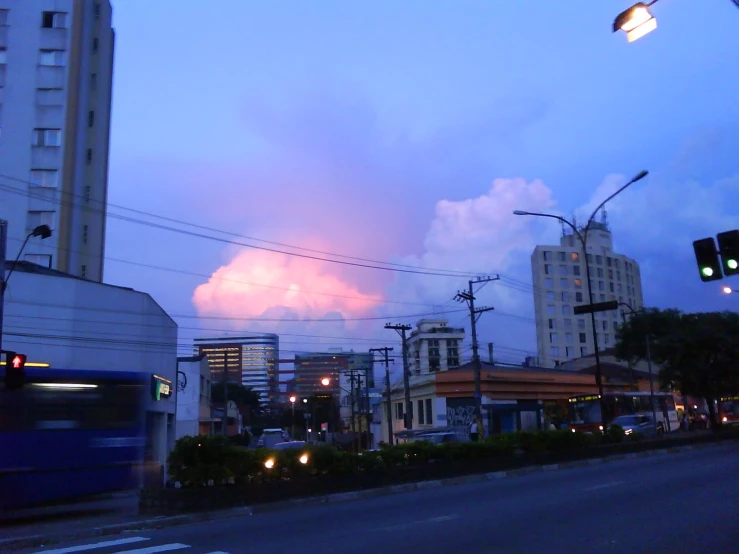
[195,334,279,406]
[0,1,114,282]
[408,319,464,375]
[531,217,644,368]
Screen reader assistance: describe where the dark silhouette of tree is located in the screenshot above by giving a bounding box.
[211,383,261,413]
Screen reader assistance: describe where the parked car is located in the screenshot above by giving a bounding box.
[608,414,664,438]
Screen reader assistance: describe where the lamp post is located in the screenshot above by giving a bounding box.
[289,395,296,440]
[619,303,658,428]
[514,170,648,432]
[0,221,53,355]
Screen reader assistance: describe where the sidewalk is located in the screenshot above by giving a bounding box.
[0,491,141,543]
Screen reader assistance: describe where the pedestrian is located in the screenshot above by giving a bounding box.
[469,420,479,442]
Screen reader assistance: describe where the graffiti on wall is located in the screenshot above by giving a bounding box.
[446,398,476,430]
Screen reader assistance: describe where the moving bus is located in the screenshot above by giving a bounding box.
[719,396,739,425]
[0,367,147,511]
[567,392,679,434]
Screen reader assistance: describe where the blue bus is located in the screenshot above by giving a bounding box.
[0,367,147,511]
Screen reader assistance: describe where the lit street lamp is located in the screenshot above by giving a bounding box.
[613,2,658,42]
[514,170,649,432]
[289,395,296,439]
[723,286,738,294]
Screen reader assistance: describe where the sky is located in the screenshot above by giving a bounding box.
[101,0,739,377]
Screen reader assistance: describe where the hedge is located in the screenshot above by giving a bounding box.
[166,428,642,488]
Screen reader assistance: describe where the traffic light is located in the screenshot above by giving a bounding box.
[693,237,722,282]
[3,351,27,390]
[717,230,739,277]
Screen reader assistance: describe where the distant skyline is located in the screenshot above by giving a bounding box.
[82,0,739,375]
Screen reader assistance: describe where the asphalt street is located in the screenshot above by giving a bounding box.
[20,442,739,554]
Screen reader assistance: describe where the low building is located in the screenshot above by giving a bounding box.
[175,355,212,439]
[378,361,639,444]
[2,261,178,474]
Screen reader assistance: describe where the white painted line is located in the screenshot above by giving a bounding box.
[205,552,231,554]
[382,514,459,531]
[583,480,625,491]
[112,544,190,554]
[32,537,150,553]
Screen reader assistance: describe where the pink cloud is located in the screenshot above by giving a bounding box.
[192,247,383,324]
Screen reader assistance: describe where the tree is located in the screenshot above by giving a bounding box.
[614,308,739,427]
[211,383,261,413]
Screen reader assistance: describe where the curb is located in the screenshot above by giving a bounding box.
[1,438,734,551]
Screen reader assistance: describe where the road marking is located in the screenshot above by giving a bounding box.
[112,545,190,554]
[32,537,150,553]
[382,514,459,531]
[583,480,625,491]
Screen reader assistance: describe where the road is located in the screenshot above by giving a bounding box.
[19,442,739,554]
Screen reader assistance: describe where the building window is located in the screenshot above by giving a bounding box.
[574,278,582,289]
[425,399,432,425]
[543,251,552,261]
[42,11,67,28]
[93,38,99,52]
[33,128,62,146]
[81,265,87,278]
[0,48,6,64]
[548,318,556,330]
[30,169,59,187]
[565,332,573,343]
[571,252,579,261]
[562,305,571,316]
[39,49,66,66]
[447,340,459,368]
[596,255,603,265]
[579,333,587,344]
[609,282,615,293]
[549,333,558,343]
[560,278,568,289]
[573,265,581,276]
[608,257,614,267]
[84,185,91,202]
[547,291,555,301]
[578,319,586,329]
[544,264,552,275]
[417,400,425,425]
[576,292,583,302]
[544,278,552,289]
[561,291,569,302]
[557,252,566,262]
[566,346,574,357]
[88,110,94,127]
[94,3,101,19]
[25,254,52,267]
[550,346,560,357]
[559,265,567,276]
[395,403,403,421]
[546,305,555,316]
[580,347,588,356]
[597,267,604,278]
[27,210,55,230]
[598,281,605,291]
[602,320,608,331]
[563,318,572,328]
[86,148,92,164]
[0,9,8,26]
[91,73,97,90]
[83,224,89,243]
[604,334,610,344]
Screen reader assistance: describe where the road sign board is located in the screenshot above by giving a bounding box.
[573,300,619,315]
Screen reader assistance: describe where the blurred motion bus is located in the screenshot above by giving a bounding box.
[0,367,146,511]
[568,392,679,434]
[719,396,739,425]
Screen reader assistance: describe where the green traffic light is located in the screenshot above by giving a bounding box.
[702,267,714,277]
[728,259,738,270]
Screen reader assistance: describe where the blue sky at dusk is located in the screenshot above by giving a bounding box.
[102,0,739,370]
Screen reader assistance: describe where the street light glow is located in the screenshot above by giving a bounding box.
[613,3,657,43]
[320,378,330,386]
[289,395,296,403]
[723,286,733,294]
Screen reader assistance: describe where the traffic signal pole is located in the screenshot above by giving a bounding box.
[0,219,7,356]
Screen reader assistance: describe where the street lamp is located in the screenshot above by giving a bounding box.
[0,222,53,355]
[514,170,648,432]
[722,286,738,294]
[289,395,296,439]
[613,2,658,42]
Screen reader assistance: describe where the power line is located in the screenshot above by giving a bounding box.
[0,176,480,278]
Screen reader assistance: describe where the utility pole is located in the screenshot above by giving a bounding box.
[348,370,357,453]
[385,323,412,430]
[370,347,394,446]
[0,219,7,356]
[355,372,363,454]
[454,275,499,439]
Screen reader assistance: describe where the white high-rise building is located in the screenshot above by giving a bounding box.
[0,0,114,282]
[531,217,644,369]
[407,319,464,375]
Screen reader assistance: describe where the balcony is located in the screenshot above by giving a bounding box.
[36,66,66,90]
[39,28,69,51]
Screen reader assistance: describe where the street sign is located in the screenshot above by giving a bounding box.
[573,300,619,315]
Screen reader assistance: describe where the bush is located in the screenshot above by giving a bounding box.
[168,435,236,487]
[606,424,625,443]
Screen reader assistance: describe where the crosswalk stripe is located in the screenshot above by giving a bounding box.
[112,544,190,554]
[32,537,150,553]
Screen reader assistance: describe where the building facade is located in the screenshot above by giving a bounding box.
[0,0,115,282]
[194,335,279,406]
[407,319,464,375]
[293,352,348,398]
[531,218,644,369]
[1,261,178,474]
[175,355,212,439]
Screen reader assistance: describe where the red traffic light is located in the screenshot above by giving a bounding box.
[3,351,26,389]
[11,354,26,369]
